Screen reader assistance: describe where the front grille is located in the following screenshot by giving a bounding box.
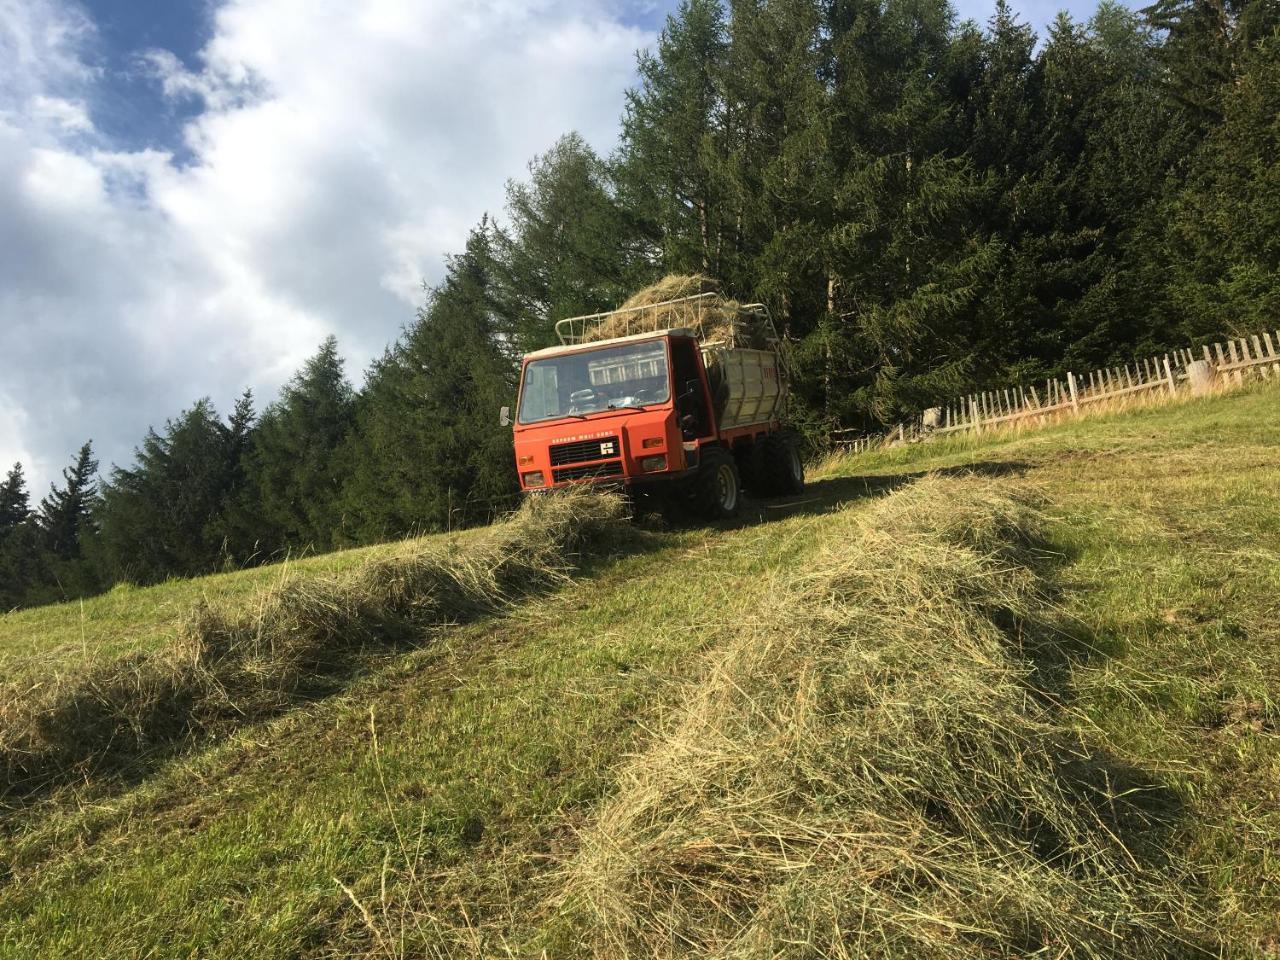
[550,435,620,466]
[553,460,623,483]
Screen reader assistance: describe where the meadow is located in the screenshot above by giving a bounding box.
[0,383,1276,957]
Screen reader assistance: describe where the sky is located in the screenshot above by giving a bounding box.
[0,0,1133,497]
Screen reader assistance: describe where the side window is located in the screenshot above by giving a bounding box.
[670,338,712,437]
[519,363,558,423]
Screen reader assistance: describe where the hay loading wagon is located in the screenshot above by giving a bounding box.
[501,289,804,519]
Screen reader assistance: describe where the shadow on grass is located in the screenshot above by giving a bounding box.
[667,458,1037,531]
[979,517,1196,894]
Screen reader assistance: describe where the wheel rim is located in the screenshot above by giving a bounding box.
[789,448,803,483]
[716,464,738,511]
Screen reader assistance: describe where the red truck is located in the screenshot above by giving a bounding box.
[500,292,804,518]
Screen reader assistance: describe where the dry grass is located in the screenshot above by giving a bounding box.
[915,373,1267,453]
[581,275,773,348]
[557,475,1207,958]
[811,380,1230,478]
[0,488,629,804]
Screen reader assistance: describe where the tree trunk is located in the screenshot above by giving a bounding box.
[697,196,710,273]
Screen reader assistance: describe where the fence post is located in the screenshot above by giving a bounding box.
[1163,356,1176,396]
[1187,359,1216,395]
[1067,371,1080,413]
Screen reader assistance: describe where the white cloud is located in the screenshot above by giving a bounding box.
[28,94,94,132]
[0,0,652,493]
[0,0,97,94]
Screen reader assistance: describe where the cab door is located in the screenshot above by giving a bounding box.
[669,336,716,441]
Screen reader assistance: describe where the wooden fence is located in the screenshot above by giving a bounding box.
[830,327,1280,453]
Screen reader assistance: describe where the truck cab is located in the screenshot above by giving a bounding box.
[512,329,711,487]
[506,294,804,518]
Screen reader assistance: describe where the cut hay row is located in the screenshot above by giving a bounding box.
[558,475,1206,958]
[0,489,629,806]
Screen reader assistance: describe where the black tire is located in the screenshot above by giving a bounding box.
[755,432,805,497]
[688,446,742,520]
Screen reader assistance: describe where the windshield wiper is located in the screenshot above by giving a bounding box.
[607,402,653,411]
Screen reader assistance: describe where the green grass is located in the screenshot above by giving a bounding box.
[1,383,1277,957]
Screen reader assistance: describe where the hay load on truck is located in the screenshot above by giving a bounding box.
[499,276,804,519]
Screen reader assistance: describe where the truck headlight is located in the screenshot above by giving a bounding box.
[640,455,667,473]
[522,471,546,487]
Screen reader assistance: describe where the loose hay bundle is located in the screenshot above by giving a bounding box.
[578,275,774,349]
[560,475,1204,958]
[0,487,630,800]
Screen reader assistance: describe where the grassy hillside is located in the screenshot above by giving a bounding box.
[1,384,1276,957]
[0,536,436,681]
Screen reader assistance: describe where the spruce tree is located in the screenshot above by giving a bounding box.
[1015,6,1192,370]
[22,442,102,603]
[341,223,517,541]
[0,463,29,534]
[818,0,1002,423]
[718,0,834,328]
[1159,31,1280,335]
[209,390,257,562]
[244,337,355,553]
[38,442,99,561]
[1143,0,1280,128]
[0,463,35,610]
[618,0,730,275]
[96,397,256,583]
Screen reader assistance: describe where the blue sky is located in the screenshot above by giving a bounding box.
[1,0,1141,494]
[76,0,210,157]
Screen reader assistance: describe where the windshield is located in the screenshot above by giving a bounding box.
[517,339,671,424]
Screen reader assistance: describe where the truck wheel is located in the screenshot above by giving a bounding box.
[690,447,741,519]
[757,433,805,496]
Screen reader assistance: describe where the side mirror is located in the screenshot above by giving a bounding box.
[499,406,511,427]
